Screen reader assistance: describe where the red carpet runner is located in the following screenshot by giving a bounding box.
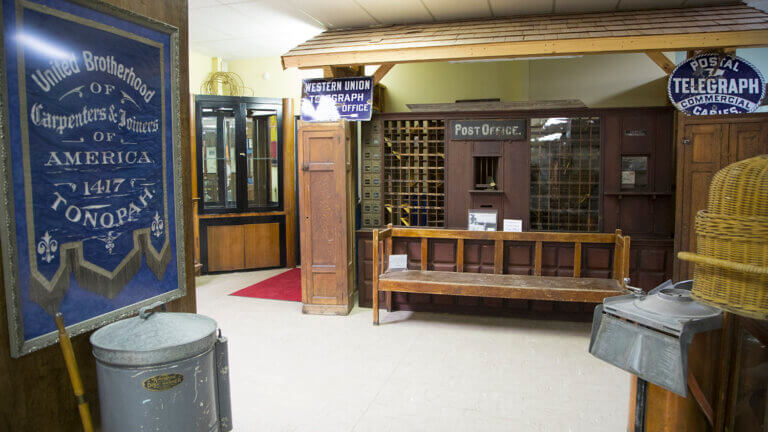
[230,268,302,302]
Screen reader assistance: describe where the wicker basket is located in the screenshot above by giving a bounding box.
[677,154,768,320]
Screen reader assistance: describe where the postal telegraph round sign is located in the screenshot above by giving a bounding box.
[668,53,766,116]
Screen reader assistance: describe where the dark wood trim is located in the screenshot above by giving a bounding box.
[199,214,286,274]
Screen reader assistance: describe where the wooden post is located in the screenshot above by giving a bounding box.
[385,234,393,311]
[573,242,582,278]
[282,98,297,267]
[645,51,676,75]
[623,236,631,283]
[373,63,394,84]
[613,229,624,284]
[456,238,464,272]
[372,229,379,325]
[534,241,543,276]
[494,239,504,274]
[421,238,428,270]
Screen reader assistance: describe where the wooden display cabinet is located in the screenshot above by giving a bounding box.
[193,95,297,273]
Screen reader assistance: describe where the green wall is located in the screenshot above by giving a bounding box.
[379,60,530,112]
[528,53,669,108]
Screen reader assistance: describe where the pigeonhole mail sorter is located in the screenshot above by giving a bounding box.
[90,306,232,432]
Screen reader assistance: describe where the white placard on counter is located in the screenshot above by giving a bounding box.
[389,254,408,271]
[503,219,523,232]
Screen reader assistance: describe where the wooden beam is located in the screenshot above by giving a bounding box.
[324,65,364,78]
[372,63,394,84]
[645,50,676,75]
[282,30,768,69]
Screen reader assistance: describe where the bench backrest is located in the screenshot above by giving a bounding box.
[372,226,630,288]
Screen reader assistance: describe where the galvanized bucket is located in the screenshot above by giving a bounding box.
[91,306,232,432]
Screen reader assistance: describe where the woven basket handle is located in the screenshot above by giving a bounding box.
[677,252,768,275]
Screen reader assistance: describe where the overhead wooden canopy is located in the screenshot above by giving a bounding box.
[282,4,768,70]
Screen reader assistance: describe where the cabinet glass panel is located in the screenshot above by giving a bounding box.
[530,117,601,232]
[246,109,279,209]
[201,115,219,205]
[223,115,237,208]
[201,107,237,210]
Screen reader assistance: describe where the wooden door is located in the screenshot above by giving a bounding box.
[728,121,768,162]
[674,123,727,280]
[298,121,353,314]
[675,114,768,280]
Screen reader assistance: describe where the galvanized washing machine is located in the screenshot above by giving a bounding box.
[91,304,232,432]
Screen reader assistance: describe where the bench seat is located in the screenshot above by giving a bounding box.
[371,227,630,325]
[378,270,625,303]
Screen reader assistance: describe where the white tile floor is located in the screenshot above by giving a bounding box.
[196,268,630,432]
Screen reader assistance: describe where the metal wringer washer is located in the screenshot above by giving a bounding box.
[589,278,722,397]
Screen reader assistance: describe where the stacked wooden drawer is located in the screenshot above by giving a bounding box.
[361,119,383,228]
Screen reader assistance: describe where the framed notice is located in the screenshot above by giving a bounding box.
[468,209,497,231]
[0,0,184,356]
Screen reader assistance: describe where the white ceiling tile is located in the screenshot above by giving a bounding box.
[229,0,324,34]
[422,0,492,20]
[356,0,433,24]
[555,0,617,14]
[189,6,240,42]
[489,0,553,16]
[284,0,378,28]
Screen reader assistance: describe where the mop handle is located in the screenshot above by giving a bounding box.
[54,313,94,432]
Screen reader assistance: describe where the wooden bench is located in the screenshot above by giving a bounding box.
[371,227,631,325]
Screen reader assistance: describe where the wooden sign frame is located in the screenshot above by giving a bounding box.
[0,0,185,357]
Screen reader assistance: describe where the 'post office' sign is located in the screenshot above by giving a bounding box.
[668,53,766,116]
[450,119,526,140]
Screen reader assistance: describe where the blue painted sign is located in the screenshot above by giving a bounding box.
[668,53,766,116]
[301,76,373,122]
[0,0,185,356]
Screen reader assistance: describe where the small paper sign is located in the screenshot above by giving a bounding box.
[622,170,636,185]
[503,219,523,232]
[388,254,408,271]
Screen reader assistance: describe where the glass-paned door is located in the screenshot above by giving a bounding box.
[200,106,238,210]
[246,108,280,210]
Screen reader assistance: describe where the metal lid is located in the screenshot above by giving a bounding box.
[634,288,719,319]
[90,311,218,367]
[602,281,721,336]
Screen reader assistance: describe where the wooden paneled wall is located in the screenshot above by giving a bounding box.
[0,1,196,430]
[357,107,676,315]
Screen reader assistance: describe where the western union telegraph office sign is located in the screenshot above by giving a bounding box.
[668,53,766,115]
